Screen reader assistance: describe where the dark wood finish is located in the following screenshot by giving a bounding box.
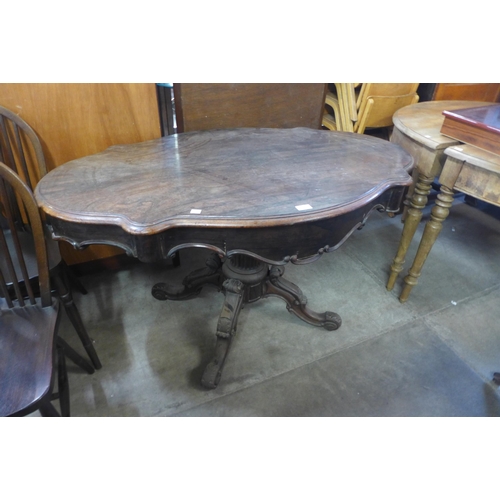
[173,83,327,132]
[0,104,47,187]
[0,299,60,416]
[35,128,413,263]
[35,128,412,388]
[0,163,93,416]
[440,105,500,155]
[153,253,343,389]
[0,105,101,369]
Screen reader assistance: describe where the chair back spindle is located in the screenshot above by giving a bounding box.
[0,105,47,189]
[0,163,52,307]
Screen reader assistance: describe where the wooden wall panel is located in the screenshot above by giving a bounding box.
[432,83,500,102]
[174,83,327,132]
[0,83,161,265]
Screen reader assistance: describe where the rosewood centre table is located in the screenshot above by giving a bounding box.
[35,128,413,388]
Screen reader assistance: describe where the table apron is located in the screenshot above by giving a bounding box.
[46,186,405,264]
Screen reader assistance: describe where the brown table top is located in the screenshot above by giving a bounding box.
[35,128,412,235]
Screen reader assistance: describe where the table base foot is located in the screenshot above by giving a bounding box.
[265,266,342,331]
[152,253,342,389]
[152,253,223,301]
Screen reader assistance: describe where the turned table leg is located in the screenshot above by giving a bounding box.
[401,167,420,222]
[387,173,434,291]
[399,185,455,302]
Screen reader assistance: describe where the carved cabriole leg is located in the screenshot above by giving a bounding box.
[201,279,245,389]
[387,174,434,291]
[399,185,455,302]
[265,266,342,331]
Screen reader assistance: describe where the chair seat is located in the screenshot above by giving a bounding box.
[0,299,59,417]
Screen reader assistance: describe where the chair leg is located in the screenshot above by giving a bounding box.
[56,342,70,416]
[62,260,88,295]
[57,337,95,374]
[52,274,102,370]
[39,401,61,417]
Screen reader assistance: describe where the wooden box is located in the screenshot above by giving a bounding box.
[440,104,500,155]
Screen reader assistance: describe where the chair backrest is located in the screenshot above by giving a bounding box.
[355,93,420,135]
[324,84,358,132]
[0,105,47,191]
[173,83,327,132]
[356,83,419,109]
[0,161,52,307]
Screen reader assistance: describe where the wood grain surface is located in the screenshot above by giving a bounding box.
[35,128,412,263]
[174,83,327,132]
[36,128,412,230]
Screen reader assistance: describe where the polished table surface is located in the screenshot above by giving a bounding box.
[35,127,413,388]
[36,127,413,264]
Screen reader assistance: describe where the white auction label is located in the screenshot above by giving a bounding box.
[295,204,312,211]
[190,209,202,214]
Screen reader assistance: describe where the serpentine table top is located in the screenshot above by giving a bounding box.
[35,127,413,265]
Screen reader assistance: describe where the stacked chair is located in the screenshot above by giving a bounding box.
[322,83,420,136]
[0,163,96,416]
[0,104,101,371]
[323,83,360,132]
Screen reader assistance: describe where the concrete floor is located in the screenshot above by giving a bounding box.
[53,195,500,417]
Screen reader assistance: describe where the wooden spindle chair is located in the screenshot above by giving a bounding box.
[0,163,94,416]
[0,105,101,369]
